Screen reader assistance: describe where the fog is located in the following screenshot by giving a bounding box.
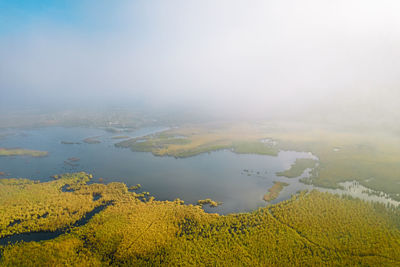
[1,0,399,123]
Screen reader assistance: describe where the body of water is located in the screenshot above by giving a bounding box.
[0,126,398,214]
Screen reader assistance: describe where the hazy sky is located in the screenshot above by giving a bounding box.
[1,0,399,118]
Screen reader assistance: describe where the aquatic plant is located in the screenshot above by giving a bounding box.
[0,148,48,157]
[197,198,222,207]
[263,181,289,202]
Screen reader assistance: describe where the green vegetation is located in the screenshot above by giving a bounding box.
[0,148,48,157]
[0,173,399,266]
[263,181,289,201]
[197,198,222,207]
[276,158,318,178]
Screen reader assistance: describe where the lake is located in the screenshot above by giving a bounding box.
[0,126,397,214]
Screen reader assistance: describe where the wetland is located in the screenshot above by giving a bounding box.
[1,125,398,214]
[0,126,317,214]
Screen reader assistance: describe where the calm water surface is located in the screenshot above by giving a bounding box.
[0,126,397,214]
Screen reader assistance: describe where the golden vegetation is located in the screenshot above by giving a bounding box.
[197,198,222,207]
[0,172,144,238]
[116,123,279,157]
[269,191,400,264]
[263,181,289,202]
[1,173,400,266]
[128,184,141,191]
[0,148,48,157]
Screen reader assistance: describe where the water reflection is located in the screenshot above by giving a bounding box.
[0,126,398,215]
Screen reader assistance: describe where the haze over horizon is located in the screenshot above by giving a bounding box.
[1,0,399,121]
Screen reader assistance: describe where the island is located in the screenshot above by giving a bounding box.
[197,198,222,207]
[115,124,279,158]
[83,137,101,144]
[0,148,48,157]
[128,184,141,191]
[263,181,289,202]
[61,141,81,145]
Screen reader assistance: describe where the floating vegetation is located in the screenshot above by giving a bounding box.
[0,148,48,157]
[60,141,81,145]
[197,198,222,207]
[129,184,141,191]
[83,137,101,144]
[263,181,289,202]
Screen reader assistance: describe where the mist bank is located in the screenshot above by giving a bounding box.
[0,104,399,137]
[1,0,399,131]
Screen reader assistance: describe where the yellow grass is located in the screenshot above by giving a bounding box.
[0,148,48,157]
